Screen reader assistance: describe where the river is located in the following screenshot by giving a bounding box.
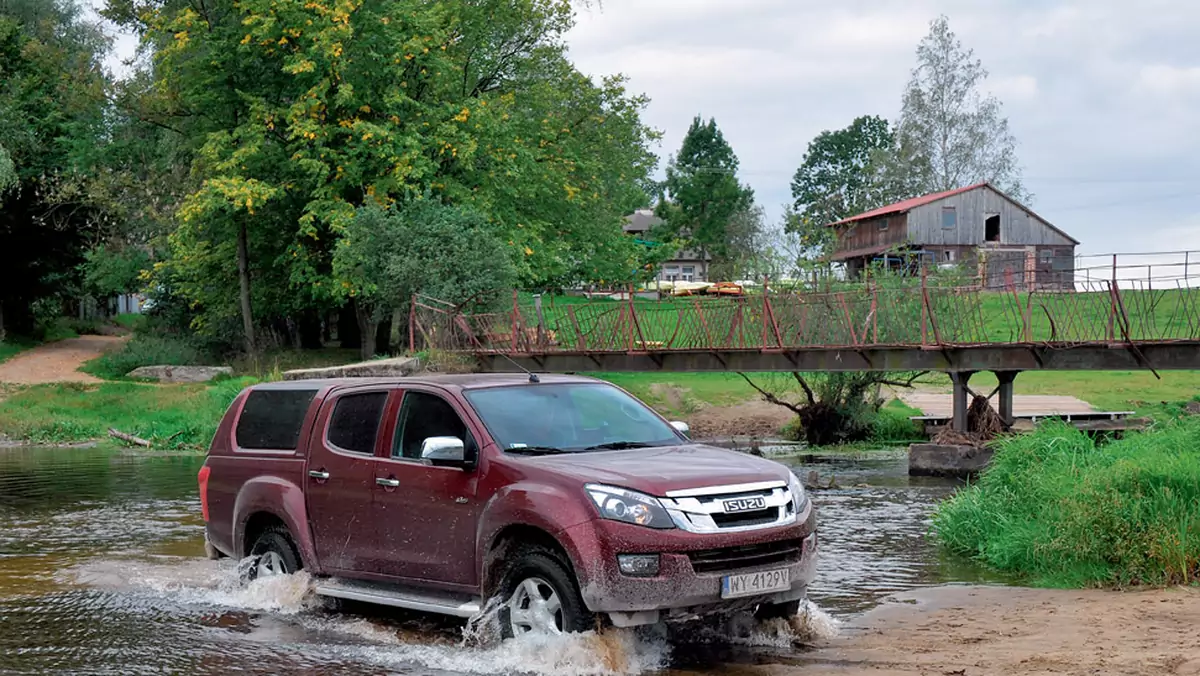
[0,447,995,675]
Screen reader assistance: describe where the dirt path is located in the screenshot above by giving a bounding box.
[0,336,126,385]
[683,585,1200,676]
[899,389,1097,417]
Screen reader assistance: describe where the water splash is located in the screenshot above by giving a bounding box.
[745,600,840,647]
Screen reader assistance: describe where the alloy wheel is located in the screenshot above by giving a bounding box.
[508,577,563,636]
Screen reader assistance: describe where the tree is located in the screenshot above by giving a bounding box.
[879,16,1028,201]
[0,0,111,337]
[655,116,755,280]
[790,115,893,228]
[333,201,516,359]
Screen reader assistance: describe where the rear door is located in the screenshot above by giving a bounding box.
[371,387,482,588]
[305,387,390,575]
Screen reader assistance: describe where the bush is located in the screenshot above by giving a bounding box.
[871,401,923,442]
[83,334,208,380]
[933,417,1200,587]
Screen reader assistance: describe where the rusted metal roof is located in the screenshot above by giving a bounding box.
[829,182,989,226]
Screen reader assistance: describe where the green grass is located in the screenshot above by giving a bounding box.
[0,379,256,449]
[923,370,1200,415]
[83,334,208,380]
[872,398,923,442]
[0,337,37,364]
[933,414,1200,588]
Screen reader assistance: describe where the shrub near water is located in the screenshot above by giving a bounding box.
[83,334,206,380]
[934,418,1200,587]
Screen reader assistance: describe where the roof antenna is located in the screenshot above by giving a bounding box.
[498,353,540,383]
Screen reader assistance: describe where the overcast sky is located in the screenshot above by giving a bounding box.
[100,1,1200,259]
[564,0,1200,258]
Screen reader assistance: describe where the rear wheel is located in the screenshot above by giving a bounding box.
[497,547,591,638]
[244,526,302,582]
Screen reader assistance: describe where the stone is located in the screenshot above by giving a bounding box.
[281,356,422,381]
[908,443,995,478]
[126,365,233,383]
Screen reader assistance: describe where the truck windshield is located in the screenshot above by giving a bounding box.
[464,383,681,453]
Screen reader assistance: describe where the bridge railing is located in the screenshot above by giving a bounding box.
[410,274,1200,355]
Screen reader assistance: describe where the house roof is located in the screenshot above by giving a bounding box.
[827,182,1080,245]
[623,208,661,233]
[828,183,989,226]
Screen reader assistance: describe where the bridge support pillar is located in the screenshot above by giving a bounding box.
[950,371,975,432]
[993,370,1019,428]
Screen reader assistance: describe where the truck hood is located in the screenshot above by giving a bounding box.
[522,444,791,496]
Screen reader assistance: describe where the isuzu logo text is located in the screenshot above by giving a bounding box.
[722,496,767,513]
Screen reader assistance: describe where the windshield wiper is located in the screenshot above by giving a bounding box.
[506,445,572,455]
[583,441,655,451]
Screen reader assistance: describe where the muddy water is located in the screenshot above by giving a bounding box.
[0,447,991,675]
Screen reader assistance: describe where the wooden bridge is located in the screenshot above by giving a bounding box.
[409,258,1200,432]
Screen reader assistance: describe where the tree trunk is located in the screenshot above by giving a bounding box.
[356,302,378,360]
[236,220,257,356]
[374,312,392,356]
[298,309,323,350]
[338,302,361,349]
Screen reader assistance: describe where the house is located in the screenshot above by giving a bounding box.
[622,208,710,283]
[826,183,1079,290]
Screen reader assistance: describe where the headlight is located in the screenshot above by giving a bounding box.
[788,471,808,514]
[585,484,675,529]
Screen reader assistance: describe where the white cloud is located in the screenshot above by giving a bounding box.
[1135,64,1200,96]
[990,75,1038,102]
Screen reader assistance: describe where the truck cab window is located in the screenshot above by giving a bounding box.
[327,392,387,454]
[394,391,470,460]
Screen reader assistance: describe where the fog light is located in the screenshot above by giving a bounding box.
[617,554,660,577]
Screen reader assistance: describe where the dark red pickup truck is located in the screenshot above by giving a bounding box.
[199,374,817,636]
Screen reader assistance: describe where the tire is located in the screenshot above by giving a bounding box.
[243,526,302,583]
[497,546,592,638]
[755,598,801,621]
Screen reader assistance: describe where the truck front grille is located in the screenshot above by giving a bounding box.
[687,538,804,574]
[658,480,804,533]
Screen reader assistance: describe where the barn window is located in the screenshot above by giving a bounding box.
[941,207,957,229]
[985,214,1001,242]
[1040,249,1053,264]
[878,217,889,231]
[944,250,954,262]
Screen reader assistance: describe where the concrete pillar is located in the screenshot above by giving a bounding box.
[994,370,1019,428]
[950,371,975,432]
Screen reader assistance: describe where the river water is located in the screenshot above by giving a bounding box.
[0,447,993,675]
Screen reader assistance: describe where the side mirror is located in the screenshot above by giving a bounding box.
[421,436,465,464]
[670,421,690,437]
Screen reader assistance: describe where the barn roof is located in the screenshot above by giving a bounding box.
[828,183,989,226]
[827,182,1079,245]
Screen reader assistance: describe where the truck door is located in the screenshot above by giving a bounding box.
[304,388,390,575]
[370,388,481,588]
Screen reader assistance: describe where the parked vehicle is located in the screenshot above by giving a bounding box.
[198,374,818,636]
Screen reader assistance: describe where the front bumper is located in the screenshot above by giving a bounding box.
[560,498,818,627]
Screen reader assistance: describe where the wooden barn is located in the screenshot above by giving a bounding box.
[827,183,1079,290]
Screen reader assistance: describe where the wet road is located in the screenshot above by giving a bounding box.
[0,447,993,675]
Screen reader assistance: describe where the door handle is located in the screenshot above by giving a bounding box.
[376,477,400,488]
[308,470,330,480]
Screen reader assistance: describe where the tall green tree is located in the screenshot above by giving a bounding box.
[878,16,1028,201]
[655,116,755,281]
[790,115,893,227]
[109,0,659,352]
[0,0,111,337]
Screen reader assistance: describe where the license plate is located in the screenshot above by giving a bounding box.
[721,568,790,599]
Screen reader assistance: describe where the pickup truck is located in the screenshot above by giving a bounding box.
[199,374,817,636]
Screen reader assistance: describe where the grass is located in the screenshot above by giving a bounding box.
[922,370,1200,415]
[933,413,1200,588]
[0,379,256,449]
[83,334,208,380]
[0,336,38,364]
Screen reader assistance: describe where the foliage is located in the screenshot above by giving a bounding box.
[877,16,1028,202]
[82,334,208,380]
[0,379,258,449]
[81,244,151,297]
[333,201,517,356]
[107,0,659,351]
[0,0,112,336]
[934,416,1200,587]
[871,399,924,442]
[790,115,894,228]
[655,116,756,280]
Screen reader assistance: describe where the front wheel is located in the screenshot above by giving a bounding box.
[497,547,592,638]
[243,526,302,583]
